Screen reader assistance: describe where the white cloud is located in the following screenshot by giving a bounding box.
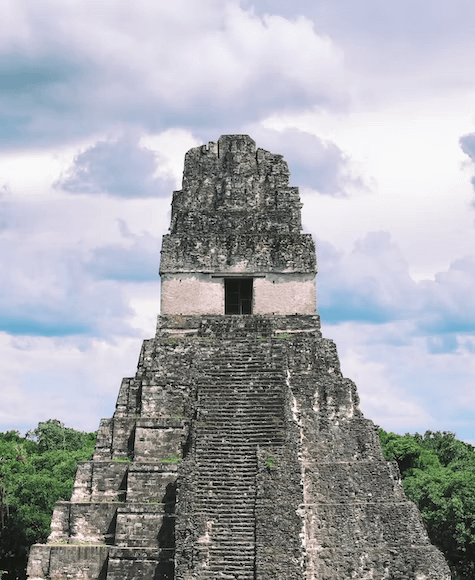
[87,220,160,281]
[0,333,147,433]
[317,233,475,338]
[241,125,365,196]
[0,0,347,148]
[325,320,475,439]
[1,0,475,446]
[56,138,175,198]
[337,345,433,431]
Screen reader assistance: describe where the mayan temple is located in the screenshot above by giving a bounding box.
[27,135,450,580]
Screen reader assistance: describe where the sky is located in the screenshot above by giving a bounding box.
[2,0,475,442]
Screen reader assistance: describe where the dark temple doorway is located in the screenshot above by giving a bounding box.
[225,278,253,314]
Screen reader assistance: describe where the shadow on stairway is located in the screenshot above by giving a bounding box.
[153,481,176,580]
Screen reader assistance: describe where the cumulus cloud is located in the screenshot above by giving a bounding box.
[0,333,146,433]
[0,239,134,338]
[0,215,141,338]
[0,184,14,231]
[326,320,475,438]
[317,232,418,324]
[419,256,475,335]
[245,126,365,196]
[0,0,347,148]
[87,220,160,281]
[245,0,475,82]
[459,133,475,203]
[56,139,175,198]
[317,233,475,350]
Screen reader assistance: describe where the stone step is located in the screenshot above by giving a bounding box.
[196,481,256,487]
[195,439,282,446]
[195,466,257,472]
[194,496,255,503]
[194,507,255,515]
[197,489,255,494]
[198,387,283,391]
[195,483,256,489]
[196,416,284,421]
[196,426,284,432]
[198,424,280,429]
[196,429,284,435]
[207,565,254,572]
[198,574,254,580]
[195,466,256,472]
[196,404,284,409]
[209,550,254,557]
[197,488,255,493]
[194,457,257,462]
[198,393,282,397]
[198,394,283,399]
[194,511,256,518]
[195,431,284,436]
[199,377,283,382]
[199,375,284,381]
[199,546,255,554]
[195,420,284,427]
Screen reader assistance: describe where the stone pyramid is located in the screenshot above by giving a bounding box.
[27,135,450,580]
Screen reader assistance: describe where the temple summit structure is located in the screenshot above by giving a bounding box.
[27,135,451,579]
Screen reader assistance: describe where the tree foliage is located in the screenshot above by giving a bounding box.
[379,429,475,580]
[0,420,96,580]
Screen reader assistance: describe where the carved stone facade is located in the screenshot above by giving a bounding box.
[27,135,450,580]
[160,135,316,316]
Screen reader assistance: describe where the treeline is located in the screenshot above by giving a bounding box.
[379,428,475,580]
[0,420,96,580]
[1,422,474,579]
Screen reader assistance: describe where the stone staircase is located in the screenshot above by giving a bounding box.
[188,341,287,580]
[27,325,451,580]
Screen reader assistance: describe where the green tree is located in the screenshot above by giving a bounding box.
[379,429,475,580]
[0,421,96,580]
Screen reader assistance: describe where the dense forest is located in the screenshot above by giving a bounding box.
[0,420,96,579]
[379,428,475,580]
[0,421,474,579]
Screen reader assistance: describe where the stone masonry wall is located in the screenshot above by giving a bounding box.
[27,317,451,580]
[27,135,451,580]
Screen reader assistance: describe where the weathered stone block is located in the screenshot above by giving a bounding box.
[303,459,404,502]
[301,417,385,461]
[133,418,187,461]
[27,545,52,580]
[305,501,430,548]
[30,545,109,580]
[93,419,113,460]
[139,383,189,418]
[126,463,178,503]
[89,462,129,502]
[49,501,119,544]
[71,462,93,501]
[107,547,173,580]
[307,545,450,580]
[115,504,175,548]
[114,378,140,417]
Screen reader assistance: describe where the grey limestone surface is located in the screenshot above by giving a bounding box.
[27,135,450,580]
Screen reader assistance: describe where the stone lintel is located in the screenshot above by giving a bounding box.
[155,314,322,339]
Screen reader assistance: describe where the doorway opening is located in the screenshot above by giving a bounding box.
[225,278,253,314]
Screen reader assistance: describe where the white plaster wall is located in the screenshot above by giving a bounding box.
[161,273,316,315]
[253,275,316,315]
[161,274,223,315]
